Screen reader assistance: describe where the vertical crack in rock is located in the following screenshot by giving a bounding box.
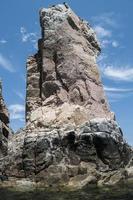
[37,49,44,100]
[53,52,69,93]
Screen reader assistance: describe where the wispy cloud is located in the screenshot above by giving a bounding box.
[102,66,133,81]
[94,25,111,38]
[100,40,119,48]
[94,25,120,49]
[14,91,25,100]
[92,12,120,49]
[104,86,133,103]
[104,86,133,92]
[112,41,119,48]
[106,92,126,103]
[92,12,117,28]
[20,26,38,49]
[0,53,15,72]
[94,25,117,49]
[0,39,7,44]
[9,104,25,121]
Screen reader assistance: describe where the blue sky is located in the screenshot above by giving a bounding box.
[0,0,133,144]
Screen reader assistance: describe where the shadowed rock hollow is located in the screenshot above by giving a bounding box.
[0,4,133,189]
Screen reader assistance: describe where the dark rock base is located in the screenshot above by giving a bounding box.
[0,118,132,189]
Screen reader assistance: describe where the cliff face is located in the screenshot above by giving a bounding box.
[0,81,10,158]
[26,4,113,128]
[0,4,133,188]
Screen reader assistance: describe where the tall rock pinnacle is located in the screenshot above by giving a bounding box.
[0,4,132,189]
[26,4,113,128]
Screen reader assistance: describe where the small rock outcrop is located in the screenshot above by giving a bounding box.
[0,81,10,158]
[0,4,133,189]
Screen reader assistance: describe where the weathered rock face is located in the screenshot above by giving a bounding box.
[1,118,133,188]
[0,4,133,189]
[26,4,113,127]
[0,81,10,158]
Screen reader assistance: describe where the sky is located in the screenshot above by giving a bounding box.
[0,0,133,144]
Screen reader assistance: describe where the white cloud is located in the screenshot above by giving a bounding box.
[104,86,133,103]
[0,53,15,72]
[104,86,133,92]
[112,41,119,48]
[94,25,111,38]
[102,66,133,81]
[20,26,38,48]
[9,104,25,113]
[100,40,119,48]
[94,25,115,49]
[92,12,121,49]
[94,26,119,49]
[9,104,25,121]
[101,39,110,48]
[0,39,7,44]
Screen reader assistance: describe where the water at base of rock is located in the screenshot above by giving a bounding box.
[0,183,133,200]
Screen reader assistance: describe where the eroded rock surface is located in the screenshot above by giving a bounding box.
[1,118,132,188]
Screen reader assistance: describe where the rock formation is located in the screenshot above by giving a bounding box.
[0,81,10,158]
[26,4,114,128]
[0,4,133,189]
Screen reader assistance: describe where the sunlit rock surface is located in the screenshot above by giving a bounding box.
[26,3,114,126]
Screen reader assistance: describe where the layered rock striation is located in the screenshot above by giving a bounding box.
[0,4,133,189]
